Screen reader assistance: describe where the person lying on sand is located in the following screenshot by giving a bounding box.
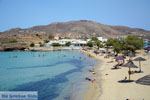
[112,60,124,69]
[85,77,96,83]
[89,69,96,74]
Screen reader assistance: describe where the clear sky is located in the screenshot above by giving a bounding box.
[0,0,149,32]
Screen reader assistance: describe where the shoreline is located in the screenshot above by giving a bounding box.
[81,50,103,100]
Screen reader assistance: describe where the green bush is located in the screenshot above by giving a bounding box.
[105,35,144,54]
[30,43,35,47]
[124,35,143,52]
[87,41,93,47]
[39,42,44,47]
[44,40,49,43]
[65,42,71,46]
[88,37,103,49]
[52,43,61,47]
[9,39,18,43]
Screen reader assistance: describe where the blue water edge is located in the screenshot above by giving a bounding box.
[0,50,97,100]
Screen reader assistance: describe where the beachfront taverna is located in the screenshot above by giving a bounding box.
[45,36,107,48]
[45,39,87,47]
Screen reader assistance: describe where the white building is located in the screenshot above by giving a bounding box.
[34,43,40,47]
[54,36,60,40]
[97,37,107,42]
[45,40,58,47]
[72,39,87,46]
[45,39,87,47]
[87,37,107,42]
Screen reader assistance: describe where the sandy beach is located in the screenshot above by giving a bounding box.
[82,50,150,100]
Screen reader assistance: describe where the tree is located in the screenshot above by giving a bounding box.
[87,41,93,47]
[35,34,39,37]
[113,39,124,54]
[91,37,99,42]
[105,35,144,56]
[90,37,103,49]
[52,43,61,47]
[30,43,35,47]
[44,40,49,43]
[39,42,44,47]
[96,40,103,49]
[105,38,115,47]
[105,38,124,54]
[124,35,144,53]
[65,42,71,46]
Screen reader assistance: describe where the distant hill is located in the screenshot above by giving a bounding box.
[1,20,150,38]
[0,20,150,48]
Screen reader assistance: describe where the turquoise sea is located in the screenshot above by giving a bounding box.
[0,50,96,100]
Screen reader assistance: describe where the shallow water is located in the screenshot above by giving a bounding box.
[0,50,96,100]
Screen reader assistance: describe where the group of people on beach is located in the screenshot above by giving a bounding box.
[85,68,96,83]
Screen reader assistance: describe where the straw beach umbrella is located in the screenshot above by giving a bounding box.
[136,75,150,85]
[115,56,124,61]
[122,60,138,81]
[115,55,125,65]
[133,57,146,72]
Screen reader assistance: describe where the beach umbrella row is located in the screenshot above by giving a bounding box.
[119,56,146,82]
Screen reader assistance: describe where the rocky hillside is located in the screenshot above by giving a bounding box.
[0,20,150,49]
